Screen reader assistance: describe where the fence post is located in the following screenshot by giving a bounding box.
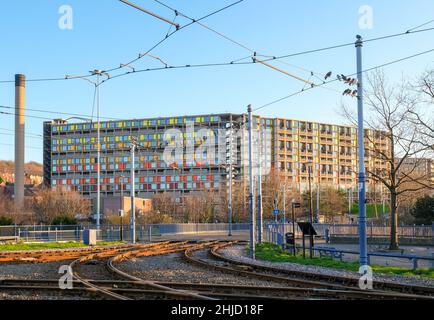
[55,228,58,242]
[149,225,152,243]
[413,258,418,270]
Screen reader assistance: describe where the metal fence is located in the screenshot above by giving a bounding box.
[263,222,434,245]
[0,223,250,243]
[316,224,433,238]
[0,222,432,243]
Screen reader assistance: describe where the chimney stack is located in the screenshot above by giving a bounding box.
[14,74,25,207]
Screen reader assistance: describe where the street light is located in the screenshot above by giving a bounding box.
[66,71,110,230]
[120,175,125,241]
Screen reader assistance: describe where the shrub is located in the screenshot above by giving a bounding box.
[52,215,78,226]
[0,216,13,226]
[411,195,434,225]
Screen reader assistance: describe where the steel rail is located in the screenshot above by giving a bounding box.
[183,242,354,291]
[211,242,434,297]
[68,241,176,300]
[107,241,219,300]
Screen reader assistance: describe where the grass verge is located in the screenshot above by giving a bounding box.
[0,241,125,251]
[252,243,434,279]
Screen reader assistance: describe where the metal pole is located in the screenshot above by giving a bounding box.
[257,124,263,243]
[356,35,368,267]
[247,105,256,259]
[282,185,286,224]
[349,187,352,214]
[120,175,124,241]
[308,164,314,258]
[308,165,314,223]
[96,76,101,230]
[14,74,25,208]
[291,202,296,255]
[315,184,319,223]
[130,141,136,244]
[228,116,233,237]
[119,0,180,29]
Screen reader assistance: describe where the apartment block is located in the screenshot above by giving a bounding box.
[43,113,390,206]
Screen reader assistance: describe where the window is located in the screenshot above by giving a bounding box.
[287,162,293,172]
[286,141,292,151]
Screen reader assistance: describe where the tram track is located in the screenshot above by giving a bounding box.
[1,240,433,300]
[210,242,434,297]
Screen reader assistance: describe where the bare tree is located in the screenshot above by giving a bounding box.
[32,188,91,224]
[341,70,432,250]
[302,186,346,223]
[410,69,434,152]
[261,168,303,221]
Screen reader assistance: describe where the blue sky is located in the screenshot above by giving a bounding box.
[1,0,434,163]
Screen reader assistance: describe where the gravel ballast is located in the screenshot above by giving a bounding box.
[220,245,434,288]
[117,251,278,287]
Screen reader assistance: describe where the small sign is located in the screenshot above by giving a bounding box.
[119,209,124,217]
[273,209,280,215]
[292,202,301,208]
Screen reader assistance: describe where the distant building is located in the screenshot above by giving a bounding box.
[396,157,434,189]
[99,196,152,216]
[43,113,390,213]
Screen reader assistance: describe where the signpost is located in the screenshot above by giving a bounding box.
[291,202,300,255]
[273,208,280,223]
[119,209,124,241]
[297,222,317,259]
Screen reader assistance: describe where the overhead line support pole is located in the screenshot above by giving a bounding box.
[247,105,256,259]
[356,35,368,267]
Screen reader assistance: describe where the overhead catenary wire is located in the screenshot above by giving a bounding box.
[0,110,52,121]
[103,0,246,77]
[254,47,434,111]
[0,128,42,138]
[0,105,120,121]
[93,25,434,87]
[0,142,42,150]
[152,0,324,84]
[0,1,245,85]
[0,132,43,140]
[0,24,434,85]
[406,19,434,33]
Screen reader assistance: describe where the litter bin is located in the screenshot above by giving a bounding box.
[83,229,97,245]
[285,232,295,245]
[325,229,330,244]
